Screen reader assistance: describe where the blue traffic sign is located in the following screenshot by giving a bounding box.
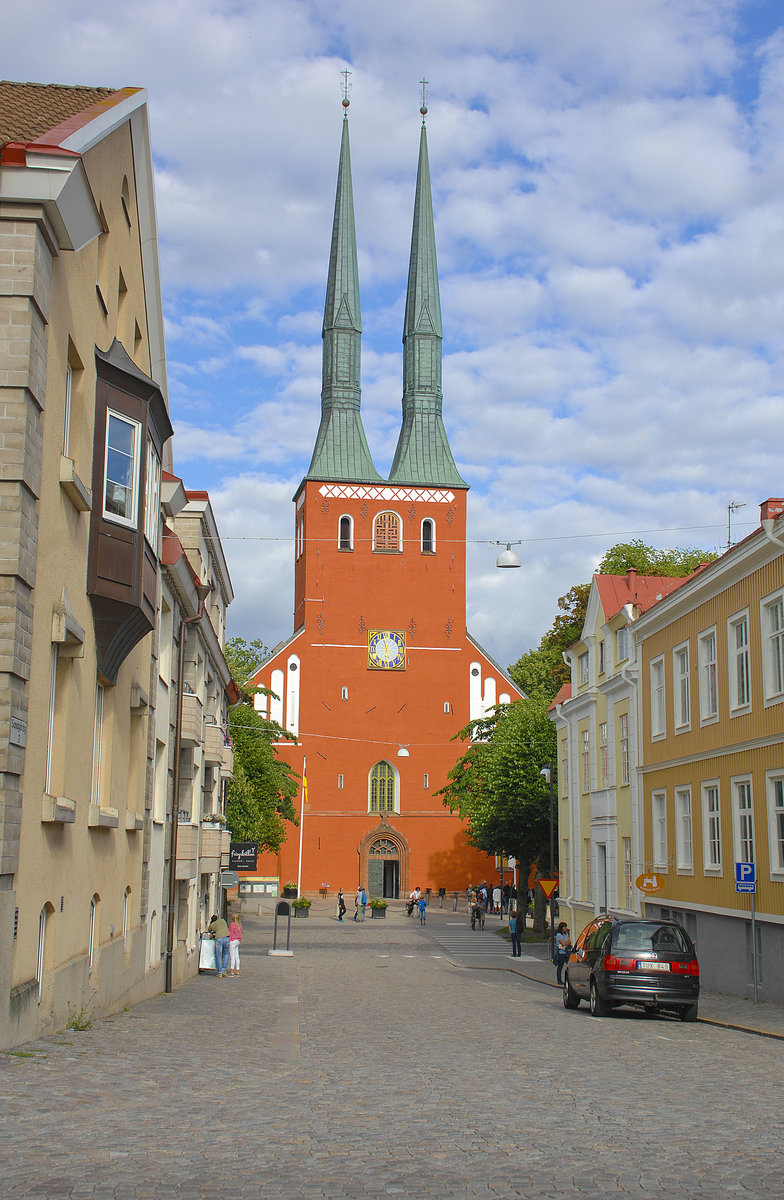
[735,861,756,893]
[735,862,755,884]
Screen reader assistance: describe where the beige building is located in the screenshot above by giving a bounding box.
[633,499,784,999]
[551,571,692,941]
[0,82,235,1048]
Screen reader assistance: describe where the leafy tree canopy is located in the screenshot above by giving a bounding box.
[437,695,556,869]
[597,539,717,577]
[223,635,299,854]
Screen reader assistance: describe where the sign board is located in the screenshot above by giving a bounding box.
[9,716,27,748]
[220,870,239,889]
[229,841,258,872]
[735,862,756,894]
[537,878,558,900]
[635,873,666,894]
[495,854,513,870]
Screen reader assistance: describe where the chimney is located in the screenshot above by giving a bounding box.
[760,498,784,524]
[626,567,637,599]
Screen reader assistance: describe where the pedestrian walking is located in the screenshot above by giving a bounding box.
[337,888,346,921]
[553,921,571,985]
[228,914,242,975]
[508,908,522,958]
[493,885,501,914]
[207,912,230,978]
[360,886,367,921]
[418,895,427,924]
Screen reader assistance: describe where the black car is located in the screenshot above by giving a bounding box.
[562,913,700,1021]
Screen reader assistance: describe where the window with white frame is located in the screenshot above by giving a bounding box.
[64,362,73,456]
[616,625,629,663]
[619,712,630,785]
[581,730,590,792]
[761,591,784,703]
[732,778,755,864]
[578,652,589,686]
[698,628,718,722]
[673,643,690,730]
[623,837,633,909]
[338,515,353,551]
[45,646,58,796]
[561,838,570,896]
[650,656,665,738]
[766,772,784,876]
[36,907,47,1003]
[728,611,751,712]
[88,897,97,974]
[561,736,568,793]
[103,410,141,526]
[599,722,609,787]
[584,838,592,901]
[144,436,161,551]
[421,518,435,554]
[701,783,722,872]
[598,640,606,674]
[675,787,693,870]
[652,791,667,870]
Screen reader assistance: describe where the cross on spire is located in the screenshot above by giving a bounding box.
[419,77,428,123]
[341,69,352,114]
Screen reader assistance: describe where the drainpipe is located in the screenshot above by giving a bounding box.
[761,518,784,549]
[164,582,211,995]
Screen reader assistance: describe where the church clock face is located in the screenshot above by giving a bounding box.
[368,630,406,671]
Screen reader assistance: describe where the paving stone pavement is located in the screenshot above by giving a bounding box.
[1,900,783,1200]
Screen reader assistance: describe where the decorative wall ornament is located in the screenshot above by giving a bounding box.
[444,616,454,641]
[357,615,366,634]
[446,503,456,526]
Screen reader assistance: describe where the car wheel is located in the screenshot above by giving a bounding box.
[562,974,580,1009]
[589,977,608,1017]
[679,1002,698,1023]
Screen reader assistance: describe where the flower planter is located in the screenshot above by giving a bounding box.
[283,886,298,899]
[293,907,310,918]
[370,908,387,919]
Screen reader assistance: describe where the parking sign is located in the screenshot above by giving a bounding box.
[735,861,756,893]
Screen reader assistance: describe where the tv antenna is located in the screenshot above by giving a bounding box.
[727,500,747,551]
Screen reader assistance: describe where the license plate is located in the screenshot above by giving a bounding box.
[639,960,670,971]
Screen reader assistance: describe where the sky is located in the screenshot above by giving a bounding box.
[8,0,784,669]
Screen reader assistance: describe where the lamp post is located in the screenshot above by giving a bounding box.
[490,539,522,568]
[540,762,555,959]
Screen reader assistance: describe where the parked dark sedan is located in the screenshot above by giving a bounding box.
[562,913,700,1021]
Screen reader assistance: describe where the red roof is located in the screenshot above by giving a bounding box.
[594,569,695,621]
[0,81,141,164]
[548,683,572,713]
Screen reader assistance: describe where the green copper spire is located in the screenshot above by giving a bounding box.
[388,112,467,489]
[306,106,381,484]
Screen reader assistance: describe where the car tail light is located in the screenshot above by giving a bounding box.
[671,960,700,976]
[603,954,637,972]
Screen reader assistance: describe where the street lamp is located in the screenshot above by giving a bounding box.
[491,540,522,568]
[540,763,555,959]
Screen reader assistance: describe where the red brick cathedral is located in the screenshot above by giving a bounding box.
[249,105,522,898]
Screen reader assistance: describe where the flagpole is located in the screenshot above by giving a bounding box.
[297,757,306,895]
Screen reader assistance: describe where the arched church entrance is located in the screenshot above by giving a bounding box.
[358,818,410,899]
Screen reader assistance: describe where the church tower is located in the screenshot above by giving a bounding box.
[249,97,522,899]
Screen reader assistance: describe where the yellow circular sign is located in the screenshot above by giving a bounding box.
[635,873,665,894]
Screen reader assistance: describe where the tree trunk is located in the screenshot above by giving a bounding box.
[533,871,548,934]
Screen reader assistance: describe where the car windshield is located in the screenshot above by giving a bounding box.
[614,923,690,954]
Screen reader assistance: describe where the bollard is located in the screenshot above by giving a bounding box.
[438,886,446,909]
[269,898,294,956]
[453,891,458,912]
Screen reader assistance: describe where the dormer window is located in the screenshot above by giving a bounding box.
[103,411,140,526]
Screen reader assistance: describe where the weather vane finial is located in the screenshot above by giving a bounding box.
[341,69,352,115]
[419,77,429,124]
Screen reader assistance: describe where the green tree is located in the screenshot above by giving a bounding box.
[223,636,299,853]
[438,696,557,914]
[597,540,717,577]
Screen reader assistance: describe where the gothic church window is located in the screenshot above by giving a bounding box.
[339,515,353,550]
[373,511,401,552]
[369,761,397,813]
[421,518,435,554]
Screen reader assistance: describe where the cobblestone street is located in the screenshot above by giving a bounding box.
[2,903,782,1199]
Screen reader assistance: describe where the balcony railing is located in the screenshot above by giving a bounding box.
[590,787,616,823]
[220,743,234,779]
[181,691,203,746]
[204,722,223,764]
